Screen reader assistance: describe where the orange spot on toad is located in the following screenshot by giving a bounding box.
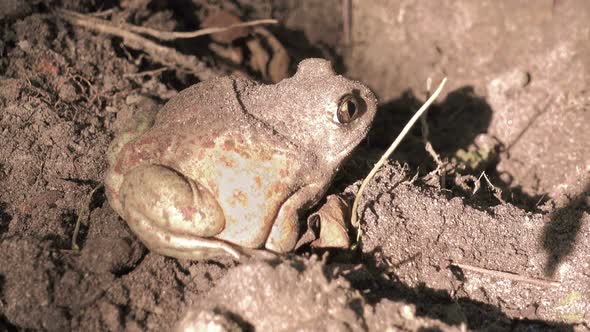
[223,139,235,151]
[202,139,215,149]
[180,206,200,221]
[279,168,289,177]
[266,182,284,199]
[219,155,235,167]
[231,190,248,206]
[254,175,263,189]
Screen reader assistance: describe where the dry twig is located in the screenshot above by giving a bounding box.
[57,9,216,80]
[451,261,560,288]
[421,77,448,187]
[120,18,278,41]
[123,67,168,78]
[351,78,448,239]
[342,0,352,45]
[57,10,276,80]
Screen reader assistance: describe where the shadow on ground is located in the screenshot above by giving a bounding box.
[543,183,590,278]
[332,251,576,331]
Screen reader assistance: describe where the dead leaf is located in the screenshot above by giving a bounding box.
[310,195,351,249]
[254,27,289,82]
[209,43,243,64]
[246,37,270,79]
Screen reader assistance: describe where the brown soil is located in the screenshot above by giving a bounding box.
[1,1,588,331]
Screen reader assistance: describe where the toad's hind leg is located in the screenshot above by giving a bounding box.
[119,164,236,259]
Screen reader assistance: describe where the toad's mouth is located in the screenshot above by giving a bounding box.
[329,123,375,166]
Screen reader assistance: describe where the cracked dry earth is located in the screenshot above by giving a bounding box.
[1,1,589,331]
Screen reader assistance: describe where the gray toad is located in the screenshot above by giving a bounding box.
[105,59,378,259]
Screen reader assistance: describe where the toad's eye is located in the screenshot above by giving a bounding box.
[336,94,361,124]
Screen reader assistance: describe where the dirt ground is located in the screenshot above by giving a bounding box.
[0,1,589,331]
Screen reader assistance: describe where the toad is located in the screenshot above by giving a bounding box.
[104,58,377,260]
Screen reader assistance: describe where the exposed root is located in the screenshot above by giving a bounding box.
[57,10,276,80]
[117,17,278,41]
[57,9,216,80]
[123,67,168,78]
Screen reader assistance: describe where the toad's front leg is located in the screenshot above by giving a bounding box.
[119,164,243,259]
[265,183,323,253]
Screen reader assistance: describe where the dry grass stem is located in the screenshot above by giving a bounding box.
[351,78,448,238]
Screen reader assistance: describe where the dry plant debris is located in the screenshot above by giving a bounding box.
[56,9,277,80]
[351,77,448,239]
